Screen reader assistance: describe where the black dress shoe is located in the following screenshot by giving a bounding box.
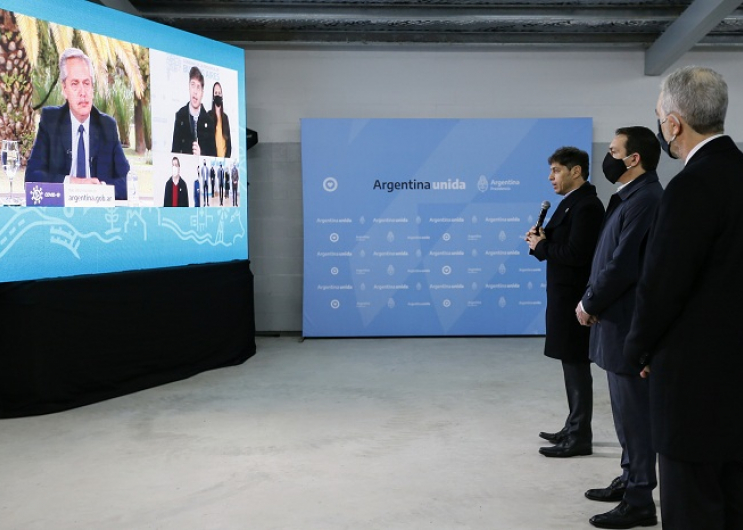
[589,500,657,529]
[586,476,627,502]
[538,438,592,458]
[538,429,567,443]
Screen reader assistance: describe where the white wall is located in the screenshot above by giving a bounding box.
[245,47,743,144]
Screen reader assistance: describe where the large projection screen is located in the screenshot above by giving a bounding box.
[0,0,248,282]
[302,118,592,337]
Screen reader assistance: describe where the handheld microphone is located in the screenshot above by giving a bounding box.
[535,200,551,231]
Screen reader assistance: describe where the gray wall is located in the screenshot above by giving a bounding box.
[244,47,741,332]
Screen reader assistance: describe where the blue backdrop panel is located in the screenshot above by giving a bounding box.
[302,118,592,337]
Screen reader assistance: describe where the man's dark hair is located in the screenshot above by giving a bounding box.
[548,146,590,180]
[615,126,661,171]
[189,66,204,89]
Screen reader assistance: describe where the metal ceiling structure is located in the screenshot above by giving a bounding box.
[89,0,743,75]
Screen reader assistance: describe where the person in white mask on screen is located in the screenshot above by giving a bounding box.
[163,156,189,207]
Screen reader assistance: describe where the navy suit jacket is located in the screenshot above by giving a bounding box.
[531,182,605,362]
[624,136,743,461]
[582,171,663,374]
[26,103,130,200]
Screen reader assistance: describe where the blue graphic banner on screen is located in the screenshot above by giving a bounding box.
[302,118,593,337]
[0,0,248,282]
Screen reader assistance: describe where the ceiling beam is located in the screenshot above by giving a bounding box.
[98,0,140,17]
[645,0,742,76]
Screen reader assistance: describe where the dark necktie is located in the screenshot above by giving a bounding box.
[191,116,197,140]
[76,124,86,178]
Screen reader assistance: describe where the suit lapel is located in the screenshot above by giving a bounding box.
[546,184,590,229]
[57,105,74,172]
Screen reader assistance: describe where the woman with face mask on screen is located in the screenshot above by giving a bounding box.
[208,82,232,159]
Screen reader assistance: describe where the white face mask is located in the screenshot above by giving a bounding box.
[172,165,179,177]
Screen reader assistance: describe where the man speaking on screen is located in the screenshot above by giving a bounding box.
[26,47,130,200]
[171,66,217,157]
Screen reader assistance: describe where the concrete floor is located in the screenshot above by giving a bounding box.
[0,336,660,529]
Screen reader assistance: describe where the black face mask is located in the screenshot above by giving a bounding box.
[213,95,223,107]
[657,118,678,159]
[602,152,630,184]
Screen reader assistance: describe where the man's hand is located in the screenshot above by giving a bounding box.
[192,140,201,157]
[524,226,546,250]
[575,302,598,327]
[640,366,651,379]
[70,176,101,185]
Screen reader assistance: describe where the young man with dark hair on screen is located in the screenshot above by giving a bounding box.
[171,66,217,157]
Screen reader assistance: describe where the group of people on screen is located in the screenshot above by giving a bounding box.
[167,65,238,207]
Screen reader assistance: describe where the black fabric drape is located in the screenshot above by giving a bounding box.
[0,260,256,418]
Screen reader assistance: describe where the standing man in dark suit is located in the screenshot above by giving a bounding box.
[210,163,216,199]
[200,159,210,205]
[171,66,217,157]
[217,162,224,206]
[26,47,130,200]
[624,66,743,529]
[231,160,239,206]
[163,156,189,207]
[525,146,605,458]
[576,127,663,529]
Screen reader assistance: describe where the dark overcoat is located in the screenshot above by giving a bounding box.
[625,136,743,461]
[531,182,605,363]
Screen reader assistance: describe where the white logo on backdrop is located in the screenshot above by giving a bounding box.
[477,175,489,193]
[323,178,338,192]
[442,265,452,275]
[499,230,507,242]
[330,233,339,242]
[443,233,451,241]
[331,267,339,275]
[387,231,395,242]
[330,299,340,309]
[499,297,507,308]
[499,264,507,275]
[387,265,395,275]
[443,299,451,308]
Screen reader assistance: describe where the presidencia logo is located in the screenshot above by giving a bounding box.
[323,177,338,192]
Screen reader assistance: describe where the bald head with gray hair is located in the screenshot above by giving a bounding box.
[59,47,94,85]
[659,66,727,135]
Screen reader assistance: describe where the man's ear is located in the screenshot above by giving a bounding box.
[669,114,683,137]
